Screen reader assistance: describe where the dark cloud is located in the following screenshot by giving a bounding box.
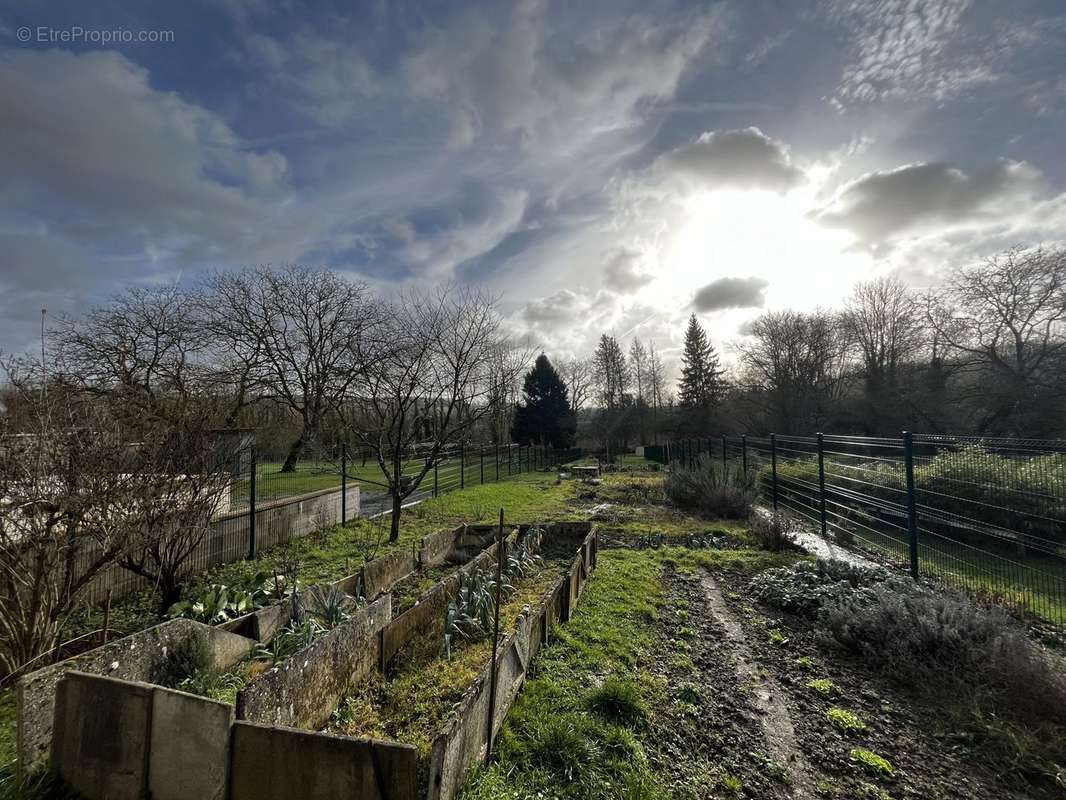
[816,161,1041,243]
[602,248,653,293]
[691,277,769,312]
[657,127,805,192]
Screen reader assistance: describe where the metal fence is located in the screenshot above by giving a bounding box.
[75,441,581,606]
[657,433,1066,632]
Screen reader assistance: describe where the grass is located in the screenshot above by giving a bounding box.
[65,471,579,643]
[461,544,801,800]
[461,549,667,800]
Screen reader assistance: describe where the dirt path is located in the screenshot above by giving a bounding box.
[700,573,817,799]
[648,566,819,799]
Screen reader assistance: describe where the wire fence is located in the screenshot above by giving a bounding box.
[74,441,581,607]
[655,433,1066,633]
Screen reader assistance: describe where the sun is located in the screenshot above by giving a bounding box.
[657,187,870,319]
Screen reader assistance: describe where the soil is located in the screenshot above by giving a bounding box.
[648,563,1041,800]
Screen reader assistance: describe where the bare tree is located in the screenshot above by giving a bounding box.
[592,334,632,456]
[736,310,850,433]
[557,357,595,414]
[53,284,206,424]
[117,419,242,613]
[338,287,513,541]
[483,336,535,445]
[0,362,228,676]
[205,266,379,471]
[925,246,1066,435]
[843,277,923,396]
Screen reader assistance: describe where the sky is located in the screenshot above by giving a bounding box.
[2,0,1065,378]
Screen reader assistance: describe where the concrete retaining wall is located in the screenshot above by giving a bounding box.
[419,527,460,567]
[379,533,516,674]
[363,550,418,599]
[230,721,418,800]
[17,618,253,773]
[78,484,361,606]
[51,672,234,800]
[236,595,392,730]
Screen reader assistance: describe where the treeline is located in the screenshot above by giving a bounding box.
[571,246,1066,447]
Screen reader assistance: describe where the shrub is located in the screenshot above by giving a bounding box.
[823,584,1066,787]
[584,677,648,728]
[749,559,904,618]
[806,678,841,697]
[664,455,755,519]
[748,512,800,552]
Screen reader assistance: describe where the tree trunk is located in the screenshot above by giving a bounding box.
[281,430,307,473]
[389,491,402,542]
[157,575,183,616]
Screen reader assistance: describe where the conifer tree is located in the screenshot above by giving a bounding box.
[511,353,576,447]
[678,314,724,409]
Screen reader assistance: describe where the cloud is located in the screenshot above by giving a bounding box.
[691,277,769,312]
[816,161,1042,243]
[602,248,654,293]
[823,0,989,106]
[403,0,723,151]
[656,128,805,192]
[0,48,297,351]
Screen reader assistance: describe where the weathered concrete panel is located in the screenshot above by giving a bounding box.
[17,618,253,772]
[419,527,459,567]
[51,672,152,800]
[230,721,418,800]
[149,687,233,800]
[236,595,391,730]
[363,550,417,599]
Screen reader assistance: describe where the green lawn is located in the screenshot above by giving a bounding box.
[0,689,14,771]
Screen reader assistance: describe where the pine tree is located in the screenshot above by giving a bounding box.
[511,354,577,447]
[678,314,724,409]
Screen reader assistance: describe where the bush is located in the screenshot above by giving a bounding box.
[749,559,904,618]
[823,584,1066,787]
[664,455,755,519]
[748,512,800,552]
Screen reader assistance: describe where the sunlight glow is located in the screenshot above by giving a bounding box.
[659,189,869,317]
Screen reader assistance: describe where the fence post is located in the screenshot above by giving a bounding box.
[721,435,727,471]
[903,431,920,580]
[341,443,347,525]
[770,433,779,511]
[248,446,257,560]
[434,459,439,497]
[741,434,748,476]
[481,446,485,484]
[460,444,465,490]
[816,432,828,539]
[495,444,500,481]
[508,445,512,476]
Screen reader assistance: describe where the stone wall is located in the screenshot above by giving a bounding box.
[236,595,392,730]
[17,618,253,773]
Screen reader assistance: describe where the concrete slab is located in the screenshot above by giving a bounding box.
[230,721,418,800]
[51,672,152,800]
[149,687,233,800]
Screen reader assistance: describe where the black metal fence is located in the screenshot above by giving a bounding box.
[659,433,1066,632]
[76,441,581,606]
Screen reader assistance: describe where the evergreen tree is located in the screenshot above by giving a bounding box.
[678,314,725,409]
[511,353,577,447]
